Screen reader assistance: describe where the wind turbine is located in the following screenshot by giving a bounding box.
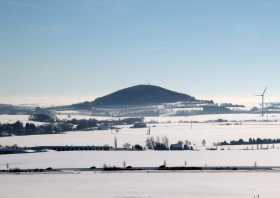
[256,87,267,117]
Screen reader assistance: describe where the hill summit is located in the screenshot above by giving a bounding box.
[72,85,198,109]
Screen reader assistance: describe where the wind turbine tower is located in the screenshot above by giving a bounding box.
[256,87,267,117]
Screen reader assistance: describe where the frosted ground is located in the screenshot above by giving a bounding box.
[1,113,280,148]
[1,150,280,169]
[1,113,280,168]
[1,113,280,198]
[0,114,45,125]
[1,171,280,198]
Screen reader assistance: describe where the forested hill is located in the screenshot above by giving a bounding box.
[70,84,199,109]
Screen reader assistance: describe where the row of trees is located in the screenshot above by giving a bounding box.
[64,117,143,130]
[0,121,74,136]
[217,138,280,146]
[0,117,145,137]
[66,119,98,130]
[146,136,169,150]
[145,136,193,150]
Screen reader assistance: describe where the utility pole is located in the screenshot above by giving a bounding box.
[114,136,118,149]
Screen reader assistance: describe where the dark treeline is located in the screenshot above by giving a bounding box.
[0,144,145,154]
[0,121,73,136]
[0,117,143,137]
[64,117,142,130]
[0,104,33,115]
[217,138,280,146]
[146,136,193,150]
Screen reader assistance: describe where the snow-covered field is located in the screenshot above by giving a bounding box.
[0,171,279,198]
[55,112,280,122]
[56,114,120,121]
[1,113,280,151]
[1,122,280,148]
[1,113,280,198]
[1,150,280,169]
[2,112,279,123]
[145,113,280,122]
[0,114,45,126]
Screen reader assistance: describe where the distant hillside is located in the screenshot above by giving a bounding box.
[0,104,33,115]
[70,85,199,109]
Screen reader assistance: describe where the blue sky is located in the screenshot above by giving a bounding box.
[1,0,280,105]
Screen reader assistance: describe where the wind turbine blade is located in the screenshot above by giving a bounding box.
[262,87,267,95]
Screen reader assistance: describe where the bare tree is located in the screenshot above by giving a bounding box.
[202,139,206,147]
